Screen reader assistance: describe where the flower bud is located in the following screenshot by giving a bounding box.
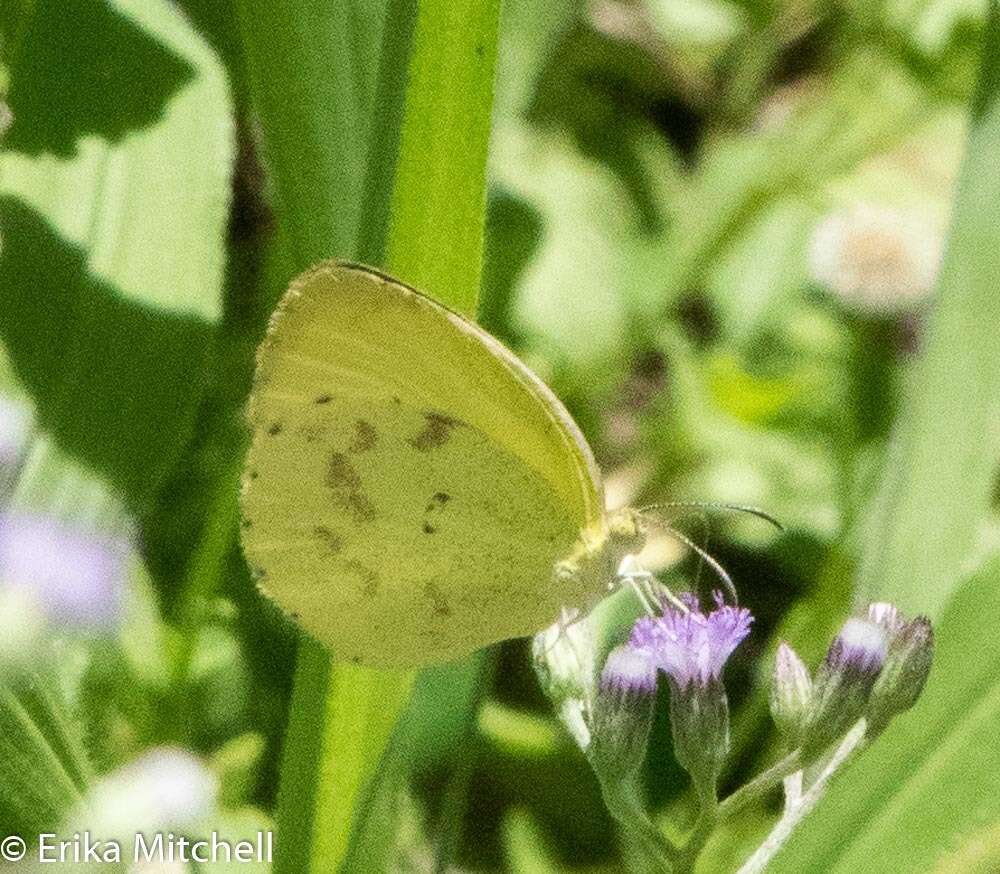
[532,616,596,751]
[865,609,933,737]
[628,591,751,798]
[801,618,886,758]
[668,678,731,799]
[588,645,658,781]
[770,642,813,745]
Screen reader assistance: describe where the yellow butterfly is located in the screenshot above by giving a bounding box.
[240,262,764,667]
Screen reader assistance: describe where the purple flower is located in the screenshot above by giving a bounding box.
[599,644,658,698]
[589,645,658,778]
[824,617,887,676]
[0,512,129,631]
[629,591,753,689]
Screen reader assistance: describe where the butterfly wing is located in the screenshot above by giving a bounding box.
[240,262,605,666]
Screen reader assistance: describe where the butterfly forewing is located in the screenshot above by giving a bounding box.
[240,263,605,666]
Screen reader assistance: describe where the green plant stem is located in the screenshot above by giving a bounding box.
[601,777,681,871]
[166,453,244,738]
[242,0,502,870]
[719,749,803,821]
[737,723,867,874]
[675,790,718,873]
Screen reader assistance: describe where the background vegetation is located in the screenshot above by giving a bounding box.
[1,0,999,871]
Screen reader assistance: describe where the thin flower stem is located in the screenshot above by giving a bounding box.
[674,790,719,873]
[737,722,868,874]
[602,778,682,871]
[718,749,804,821]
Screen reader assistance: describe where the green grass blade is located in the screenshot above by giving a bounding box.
[239,2,501,871]
[854,4,1000,617]
[235,0,390,267]
[385,0,501,312]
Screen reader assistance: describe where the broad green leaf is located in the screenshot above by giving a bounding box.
[491,122,672,368]
[769,555,1000,872]
[235,0,394,269]
[0,0,232,842]
[504,807,568,873]
[855,5,1000,616]
[0,0,232,510]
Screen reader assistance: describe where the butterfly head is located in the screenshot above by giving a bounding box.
[605,507,646,562]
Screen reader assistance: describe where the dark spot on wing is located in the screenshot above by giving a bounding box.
[425,492,452,512]
[268,421,283,436]
[349,419,378,453]
[423,581,452,617]
[392,395,402,405]
[326,452,376,522]
[248,469,259,480]
[315,394,332,405]
[241,519,252,530]
[344,560,380,597]
[327,452,362,491]
[423,522,437,534]
[290,612,300,620]
[475,43,485,57]
[347,492,376,522]
[409,411,461,451]
[313,525,343,555]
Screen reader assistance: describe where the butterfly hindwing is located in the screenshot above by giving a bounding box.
[240,263,605,666]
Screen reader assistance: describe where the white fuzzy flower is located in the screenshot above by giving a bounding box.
[74,748,218,841]
[808,203,942,314]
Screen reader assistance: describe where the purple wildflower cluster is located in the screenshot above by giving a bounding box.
[591,591,754,792]
[628,591,753,690]
[0,512,128,631]
[773,602,934,753]
[0,396,130,647]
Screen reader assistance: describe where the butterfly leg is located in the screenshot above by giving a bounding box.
[617,555,690,615]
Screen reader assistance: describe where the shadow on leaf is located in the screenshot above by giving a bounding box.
[5,0,194,157]
[0,196,213,509]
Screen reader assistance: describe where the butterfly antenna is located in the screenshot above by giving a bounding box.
[638,500,785,533]
[638,510,739,604]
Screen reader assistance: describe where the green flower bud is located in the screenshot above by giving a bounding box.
[770,641,813,746]
[532,617,596,751]
[865,605,934,737]
[588,645,658,781]
[801,618,886,759]
[668,678,731,800]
